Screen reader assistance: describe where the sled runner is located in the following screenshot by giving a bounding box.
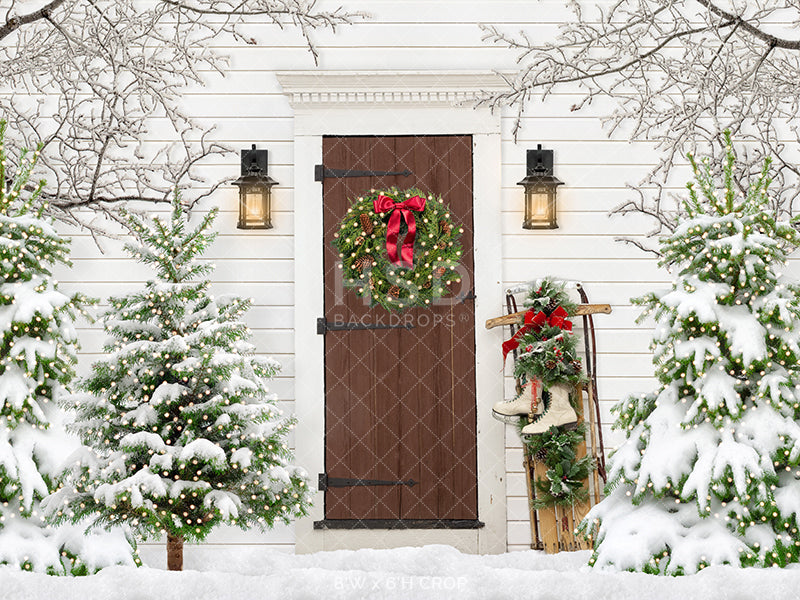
[486,284,610,552]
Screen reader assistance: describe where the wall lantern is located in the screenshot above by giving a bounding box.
[233,144,278,229]
[517,144,564,230]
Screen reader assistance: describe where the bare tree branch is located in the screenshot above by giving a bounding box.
[161,0,367,65]
[613,237,664,258]
[478,1,800,254]
[0,0,365,235]
[697,0,800,50]
[0,0,66,41]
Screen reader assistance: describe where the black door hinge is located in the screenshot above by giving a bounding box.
[457,290,476,304]
[317,317,414,335]
[315,165,412,182]
[318,473,417,491]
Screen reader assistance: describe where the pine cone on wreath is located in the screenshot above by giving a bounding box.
[545,297,559,315]
[388,285,401,298]
[439,219,452,235]
[569,359,582,373]
[422,280,432,289]
[533,447,548,462]
[359,213,373,234]
[433,266,446,279]
[436,241,448,251]
[355,235,365,246]
[354,256,371,273]
[545,359,557,370]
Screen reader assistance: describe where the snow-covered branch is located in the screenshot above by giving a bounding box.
[0,0,364,235]
[0,0,66,41]
[479,1,800,251]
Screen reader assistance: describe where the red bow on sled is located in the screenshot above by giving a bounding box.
[502,306,573,363]
[373,194,427,266]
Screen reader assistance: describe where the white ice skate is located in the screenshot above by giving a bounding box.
[521,383,577,435]
[492,380,543,423]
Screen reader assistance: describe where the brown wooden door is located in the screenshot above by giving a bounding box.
[322,135,478,524]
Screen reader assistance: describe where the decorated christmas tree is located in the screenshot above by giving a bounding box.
[583,134,800,573]
[46,196,312,570]
[0,122,138,574]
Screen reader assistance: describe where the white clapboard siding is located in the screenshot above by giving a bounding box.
[43,0,800,558]
[74,328,295,356]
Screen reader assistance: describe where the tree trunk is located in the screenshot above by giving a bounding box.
[167,533,184,571]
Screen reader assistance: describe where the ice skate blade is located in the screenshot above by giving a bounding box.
[521,420,578,437]
[491,409,539,424]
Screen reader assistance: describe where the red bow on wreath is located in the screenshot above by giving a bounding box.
[373,194,426,267]
[502,306,573,363]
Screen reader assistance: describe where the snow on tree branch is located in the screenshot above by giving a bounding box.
[162,0,364,63]
[0,0,67,41]
[0,0,365,235]
[478,1,800,251]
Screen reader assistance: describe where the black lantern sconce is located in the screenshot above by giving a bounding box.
[517,144,564,229]
[233,144,278,229]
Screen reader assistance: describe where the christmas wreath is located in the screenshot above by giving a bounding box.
[332,187,464,310]
[508,278,592,507]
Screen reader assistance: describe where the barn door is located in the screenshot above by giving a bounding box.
[319,135,479,527]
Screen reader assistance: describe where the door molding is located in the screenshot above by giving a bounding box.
[278,71,506,554]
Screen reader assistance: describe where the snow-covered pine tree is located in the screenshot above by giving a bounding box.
[47,195,312,570]
[0,121,138,574]
[582,133,800,574]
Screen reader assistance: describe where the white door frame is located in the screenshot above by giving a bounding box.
[277,71,506,553]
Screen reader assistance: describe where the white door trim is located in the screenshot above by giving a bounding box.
[278,71,506,554]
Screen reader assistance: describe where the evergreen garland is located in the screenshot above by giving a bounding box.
[332,187,463,310]
[521,420,593,508]
[523,277,579,317]
[512,278,592,508]
[513,277,584,389]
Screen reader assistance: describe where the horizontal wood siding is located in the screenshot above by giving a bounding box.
[48,0,796,555]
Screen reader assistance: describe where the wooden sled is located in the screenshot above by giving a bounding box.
[486,285,610,553]
[523,382,593,552]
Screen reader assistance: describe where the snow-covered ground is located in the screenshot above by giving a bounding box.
[4,545,800,599]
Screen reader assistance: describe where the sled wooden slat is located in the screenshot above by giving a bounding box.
[569,390,593,551]
[526,384,594,553]
[484,304,611,330]
[531,456,560,554]
[557,504,574,550]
